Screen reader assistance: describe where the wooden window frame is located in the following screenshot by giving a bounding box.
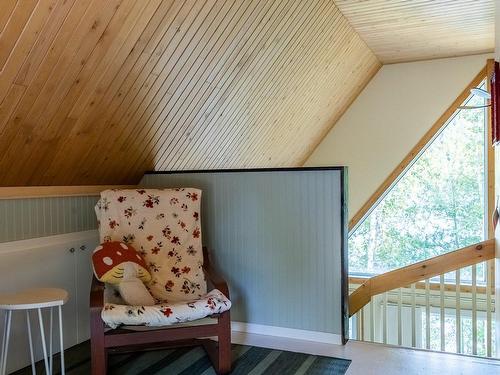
[349,61,495,241]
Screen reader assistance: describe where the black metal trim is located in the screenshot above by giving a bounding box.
[145,166,345,174]
[340,167,349,344]
[145,166,349,344]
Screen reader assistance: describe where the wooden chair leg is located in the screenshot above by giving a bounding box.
[90,309,107,375]
[217,311,232,374]
[202,311,232,375]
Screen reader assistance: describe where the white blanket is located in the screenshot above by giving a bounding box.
[102,289,231,329]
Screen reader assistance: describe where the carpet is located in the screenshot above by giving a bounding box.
[13,341,351,374]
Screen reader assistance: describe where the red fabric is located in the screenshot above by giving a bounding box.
[492,62,499,145]
[92,241,147,280]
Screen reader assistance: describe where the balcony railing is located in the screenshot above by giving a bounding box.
[348,240,496,357]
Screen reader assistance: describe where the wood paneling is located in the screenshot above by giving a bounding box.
[335,0,495,63]
[0,0,380,186]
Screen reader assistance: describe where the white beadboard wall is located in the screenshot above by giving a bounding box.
[141,168,348,336]
[0,196,98,243]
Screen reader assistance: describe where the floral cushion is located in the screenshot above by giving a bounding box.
[95,188,207,302]
[102,289,231,329]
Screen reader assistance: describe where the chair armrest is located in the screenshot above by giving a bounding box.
[203,264,230,299]
[90,275,105,310]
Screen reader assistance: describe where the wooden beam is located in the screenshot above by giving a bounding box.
[486,58,496,293]
[349,282,372,317]
[349,239,495,316]
[486,58,496,237]
[349,65,488,231]
[0,185,137,199]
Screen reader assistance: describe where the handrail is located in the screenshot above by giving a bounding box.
[349,239,495,316]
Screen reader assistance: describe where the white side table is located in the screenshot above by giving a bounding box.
[0,288,68,375]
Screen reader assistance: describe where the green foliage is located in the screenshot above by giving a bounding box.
[349,95,487,276]
[423,312,496,357]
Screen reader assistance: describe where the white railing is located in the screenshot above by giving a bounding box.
[349,259,496,357]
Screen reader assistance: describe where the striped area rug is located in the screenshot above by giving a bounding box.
[14,341,351,375]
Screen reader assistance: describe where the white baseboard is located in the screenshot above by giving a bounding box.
[230,321,343,355]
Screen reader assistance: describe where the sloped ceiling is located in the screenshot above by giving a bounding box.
[335,0,495,63]
[0,0,380,186]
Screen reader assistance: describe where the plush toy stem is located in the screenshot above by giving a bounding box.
[118,262,155,306]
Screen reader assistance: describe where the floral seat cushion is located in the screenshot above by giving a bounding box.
[96,188,207,302]
[102,288,231,329]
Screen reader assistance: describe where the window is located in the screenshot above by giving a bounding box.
[349,82,488,277]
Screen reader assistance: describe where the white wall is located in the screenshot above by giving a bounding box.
[305,54,491,221]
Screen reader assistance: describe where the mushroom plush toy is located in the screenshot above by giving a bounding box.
[92,241,155,306]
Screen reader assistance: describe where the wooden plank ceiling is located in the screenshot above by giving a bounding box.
[334,0,495,63]
[0,0,380,186]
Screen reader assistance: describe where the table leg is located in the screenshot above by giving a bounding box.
[58,306,65,375]
[37,308,50,375]
[0,312,5,375]
[1,310,12,375]
[49,307,53,374]
[26,311,35,375]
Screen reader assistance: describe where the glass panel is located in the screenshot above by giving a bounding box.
[349,84,487,275]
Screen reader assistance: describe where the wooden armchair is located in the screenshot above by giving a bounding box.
[90,247,231,374]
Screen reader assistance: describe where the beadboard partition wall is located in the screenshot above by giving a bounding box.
[141,167,349,343]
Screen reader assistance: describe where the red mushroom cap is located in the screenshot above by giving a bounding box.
[92,241,151,284]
